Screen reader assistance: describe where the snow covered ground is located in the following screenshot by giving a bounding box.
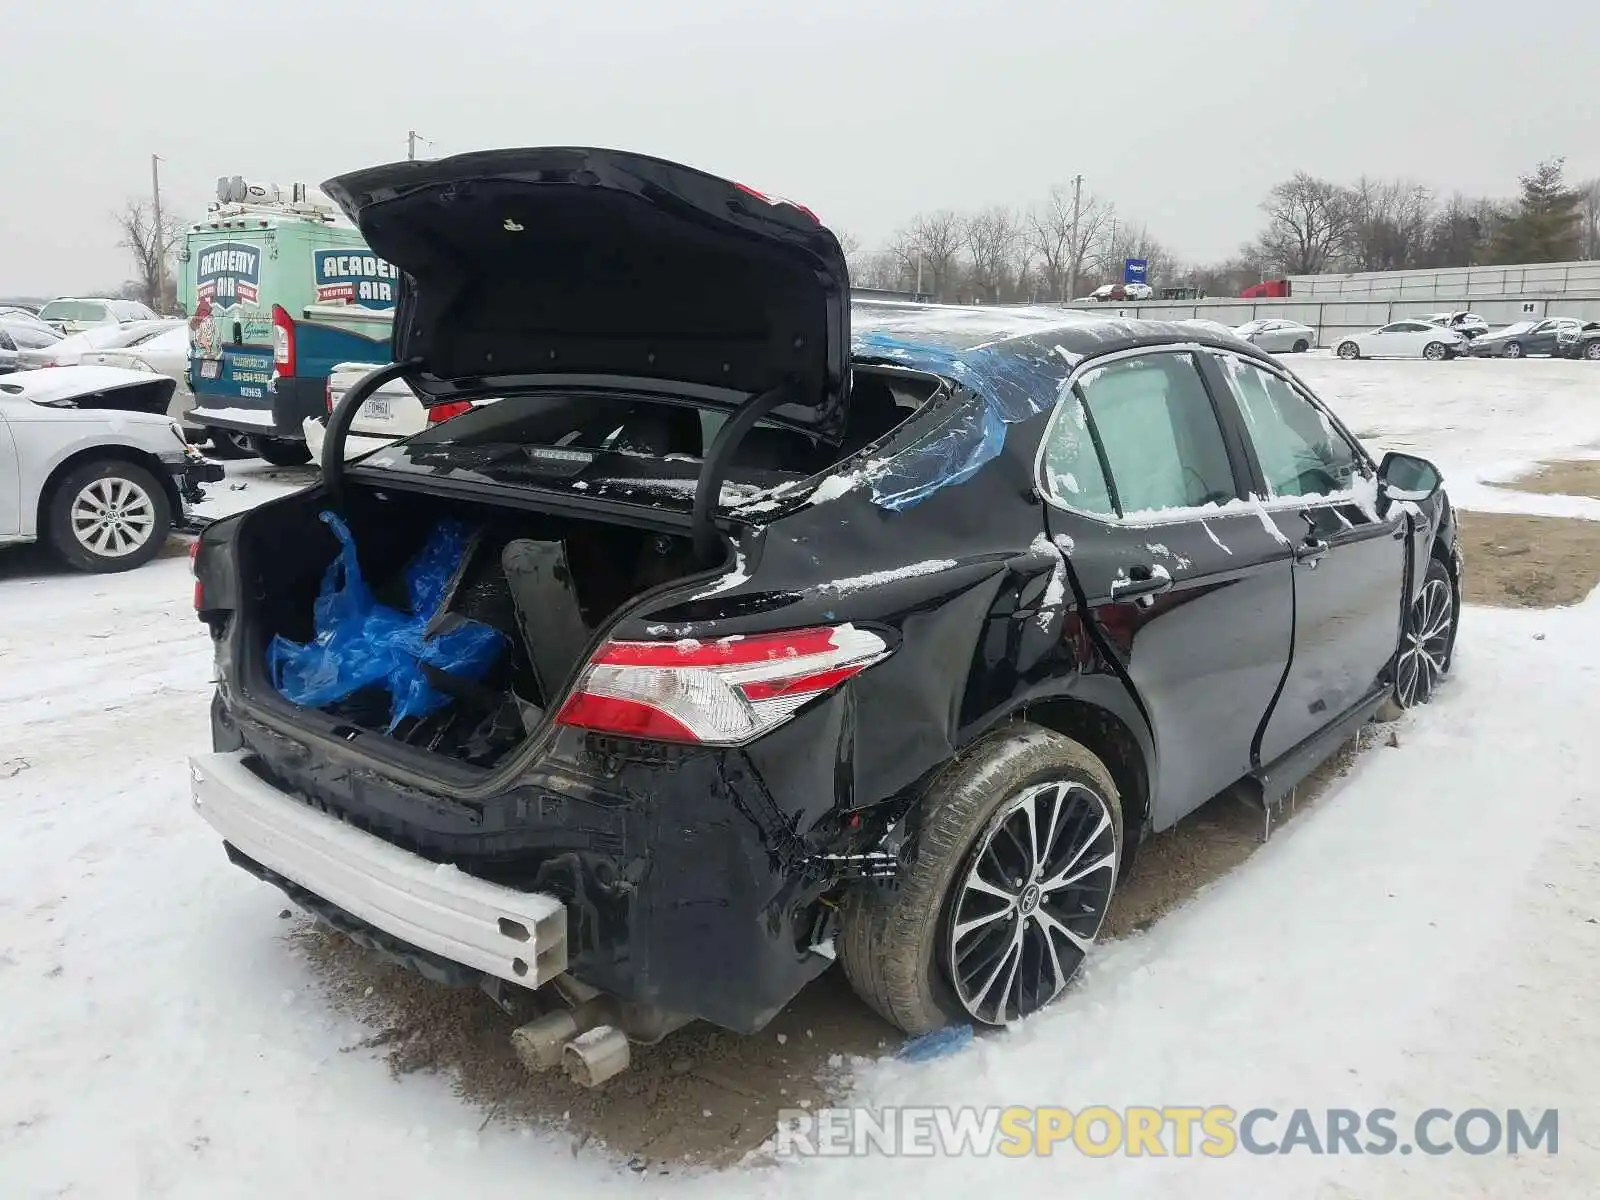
[2,359,1598,1198]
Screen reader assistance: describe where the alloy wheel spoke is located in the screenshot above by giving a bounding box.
[1039,809,1111,891]
[954,900,1016,943]
[1042,850,1118,895]
[1033,907,1094,957]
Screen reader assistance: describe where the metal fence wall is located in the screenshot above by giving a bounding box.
[1286,260,1600,299]
[1079,293,1600,348]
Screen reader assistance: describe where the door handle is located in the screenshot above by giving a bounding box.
[1110,563,1173,604]
[1295,538,1330,566]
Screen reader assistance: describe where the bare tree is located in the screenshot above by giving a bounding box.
[833,228,868,283]
[896,210,965,300]
[1026,185,1112,301]
[1256,172,1354,275]
[962,206,1022,302]
[114,198,184,312]
[1345,177,1435,271]
[1580,178,1600,260]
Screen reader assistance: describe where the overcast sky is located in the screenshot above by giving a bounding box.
[3,0,1597,295]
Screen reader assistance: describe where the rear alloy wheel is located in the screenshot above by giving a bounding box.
[254,438,313,467]
[945,779,1118,1024]
[1423,341,1448,361]
[1503,341,1524,359]
[839,724,1122,1034]
[206,428,255,459]
[1394,557,1456,708]
[1584,342,1600,361]
[47,459,172,573]
[1337,341,1360,360]
[1292,339,1310,353]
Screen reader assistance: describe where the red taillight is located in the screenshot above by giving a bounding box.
[554,624,890,745]
[427,401,473,425]
[734,182,819,224]
[190,539,204,611]
[271,304,296,378]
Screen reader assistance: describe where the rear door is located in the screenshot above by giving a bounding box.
[1206,351,1407,768]
[1039,348,1296,830]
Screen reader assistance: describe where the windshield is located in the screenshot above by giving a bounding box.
[38,300,108,323]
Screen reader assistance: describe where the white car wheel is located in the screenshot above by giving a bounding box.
[1423,342,1447,361]
[47,460,173,573]
[1337,342,1360,360]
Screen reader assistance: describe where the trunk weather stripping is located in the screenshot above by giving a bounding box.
[692,378,795,563]
[321,359,424,501]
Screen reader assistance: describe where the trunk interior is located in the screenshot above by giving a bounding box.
[234,483,705,769]
[230,367,943,771]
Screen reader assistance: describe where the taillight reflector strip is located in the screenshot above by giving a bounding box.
[556,624,889,745]
[427,401,473,424]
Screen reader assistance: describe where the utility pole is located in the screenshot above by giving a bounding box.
[150,154,165,314]
[408,131,418,161]
[1065,173,1084,302]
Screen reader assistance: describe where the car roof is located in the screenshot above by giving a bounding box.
[852,300,1256,361]
[849,300,1265,421]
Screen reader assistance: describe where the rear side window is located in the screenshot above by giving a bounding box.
[6,324,61,349]
[1039,393,1115,516]
[1074,353,1238,515]
[1221,357,1366,499]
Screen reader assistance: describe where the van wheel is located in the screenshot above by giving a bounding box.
[46,459,172,573]
[255,438,313,467]
[839,724,1122,1034]
[1337,341,1360,360]
[207,429,255,459]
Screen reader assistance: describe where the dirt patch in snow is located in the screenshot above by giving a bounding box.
[293,924,896,1169]
[1494,458,1600,501]
[1456,510,1600,608]
[292,735,1376,1170]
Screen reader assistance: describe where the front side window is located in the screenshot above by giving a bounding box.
[1222,357,1367,499]
[1074,353,1237,515]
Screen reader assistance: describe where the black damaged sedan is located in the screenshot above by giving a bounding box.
[188,149,1463,1076]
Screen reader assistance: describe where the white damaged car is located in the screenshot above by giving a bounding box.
[0,366,224,572]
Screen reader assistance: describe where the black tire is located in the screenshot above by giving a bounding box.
[1292,339,1309,353]
[1393,556,1457,710]
[1584,342,1600,361]
[45,458,173,573]
[206,428,255,459]
[1503,341,1524,359]
[1423,341,1447,361]
[839,723,1123,1034]
[254,438,313,467]
[1337,341,1360,360]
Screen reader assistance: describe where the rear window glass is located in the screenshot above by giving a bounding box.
[39,301,108,322]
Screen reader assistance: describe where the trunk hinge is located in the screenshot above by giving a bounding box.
[691,379,795,564]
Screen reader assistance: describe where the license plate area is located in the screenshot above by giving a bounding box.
[358,396,393,422]
[200,359,221,379]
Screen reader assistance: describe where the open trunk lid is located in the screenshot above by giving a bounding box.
[319,147,851,442]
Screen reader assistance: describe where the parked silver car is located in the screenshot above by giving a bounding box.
[1232,318,1317,354]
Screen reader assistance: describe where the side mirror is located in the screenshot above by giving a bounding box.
[1379,451,1441,503]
